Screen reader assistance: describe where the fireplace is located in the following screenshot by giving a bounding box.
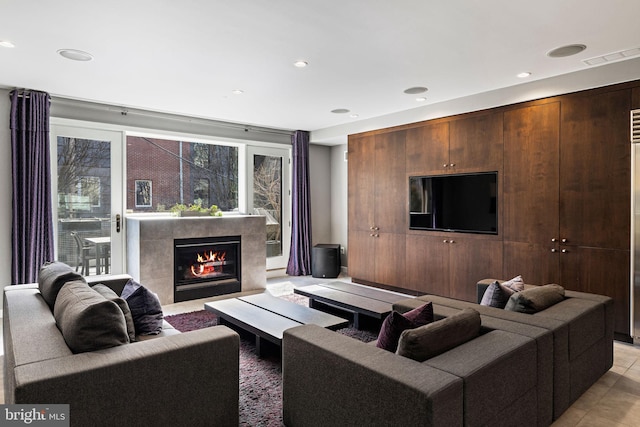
[174,236,241,302]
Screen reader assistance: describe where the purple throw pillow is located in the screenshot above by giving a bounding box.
[404,302,434,326]
[376,302,434,352]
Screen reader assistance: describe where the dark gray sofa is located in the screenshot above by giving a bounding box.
[283,321,541,426]
[393,279,613,422]
[282,279,612,426]
[3,274,240,427]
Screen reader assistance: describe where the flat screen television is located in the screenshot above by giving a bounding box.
[409,172,498,234]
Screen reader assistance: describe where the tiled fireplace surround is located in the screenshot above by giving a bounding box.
[126,215,266,305]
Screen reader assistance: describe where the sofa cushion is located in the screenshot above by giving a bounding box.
[376,311,414,352]
[480,281,514,308]
[376,303,434,352]
[505,284,565,314]
[396,308,481,362]
[53,280,129,353]
[121,279,163,335]
[92,283,136,342]
[404,301,434,325]
[480,276,525,309]
[38,261,85,310]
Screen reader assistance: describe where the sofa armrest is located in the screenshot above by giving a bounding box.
[282,324,463,426]
[13,326,239,427]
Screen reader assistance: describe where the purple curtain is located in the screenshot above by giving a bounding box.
[286,130,312,276]
[10,90,54,284]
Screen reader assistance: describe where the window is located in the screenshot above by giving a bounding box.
[126,136,238,212]
[57,137,109,215]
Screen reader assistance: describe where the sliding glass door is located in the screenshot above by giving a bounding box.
[247,146,291,270]
[50,122,124,275]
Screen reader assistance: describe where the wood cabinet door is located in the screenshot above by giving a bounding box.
[503,241,560,285]
[449,238,503,302]
[374,132,407,234]
[406,122,449,175]
[449,112,503,173]
[347,230,377,283]
[560,89,631,250]
[348,134,376,233]
[559,246,630,336]
[503,102,560,245]
[405,234,450,296]
[375,233,406,287]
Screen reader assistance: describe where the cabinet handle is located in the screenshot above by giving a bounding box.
[551,238,557,242]
[443,239,448,243]
[449,163,455,167]
[551,248,557,253]
[561,249,568,253]
[561,238,568,243]
[443,164,448,168]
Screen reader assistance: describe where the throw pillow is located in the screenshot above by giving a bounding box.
[396,308,481,362]
[376,311,414,352]
[121,279,163,335]
[502,275,525,292]
[480,275,525,308]
[403,301,434,326]
[92,284,136,342]
[504,284,565,314]
[53,280,129,353]
[480,281,513,308]
[376,302,434,352]
[38,261,86,310]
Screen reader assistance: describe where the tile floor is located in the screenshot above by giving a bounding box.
[2,274,639,426]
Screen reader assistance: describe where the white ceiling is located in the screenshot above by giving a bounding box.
[2,0,640,142]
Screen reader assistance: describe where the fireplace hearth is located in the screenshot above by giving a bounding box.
[174,236,241,302]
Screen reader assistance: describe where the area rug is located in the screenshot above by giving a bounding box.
[164,294,378,426]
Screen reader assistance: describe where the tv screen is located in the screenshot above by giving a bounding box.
[409,172,497,234]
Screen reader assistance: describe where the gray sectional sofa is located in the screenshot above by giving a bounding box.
[282,279,613,426]
[3,273,240,427]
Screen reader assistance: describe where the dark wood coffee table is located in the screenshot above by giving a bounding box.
[204,292,348,356]
[294,281,413,329]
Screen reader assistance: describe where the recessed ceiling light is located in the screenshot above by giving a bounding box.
[416,97,427,102]
[547,44,586,58]
[404,86,428,95]
[0,40,15,48]
[57,48,93,61]
[293,60,308,68]
[517,72,532,78]
[331,108,350,114]
[232,89,244,95]
[350,114,359,118]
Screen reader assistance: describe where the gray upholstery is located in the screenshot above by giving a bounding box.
[283,322,543,427]
[398,280,613,421]
[283,324,464,426]
[3,275,241,427]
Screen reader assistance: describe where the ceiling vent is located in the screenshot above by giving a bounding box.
[583,47,640,66]
[632,109,640,143]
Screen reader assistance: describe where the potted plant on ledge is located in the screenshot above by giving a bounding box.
[170,200,223,217]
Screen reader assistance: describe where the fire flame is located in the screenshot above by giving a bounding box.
[190,250,226,277]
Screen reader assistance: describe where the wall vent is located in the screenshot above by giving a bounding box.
[633,109,640,143]
[583,47,640,66]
